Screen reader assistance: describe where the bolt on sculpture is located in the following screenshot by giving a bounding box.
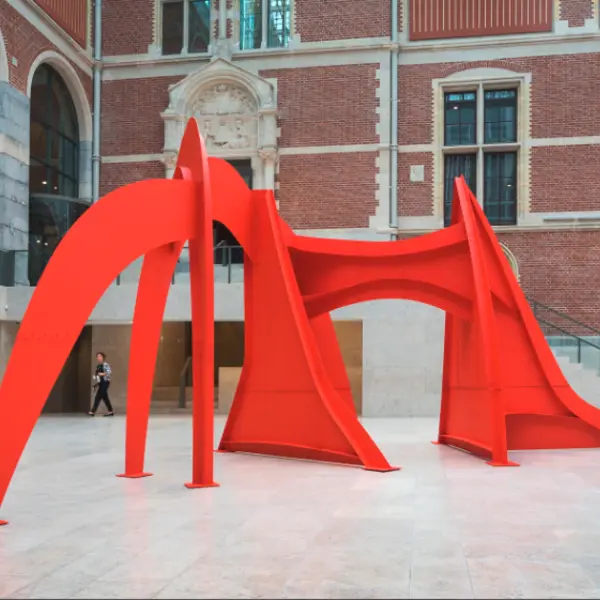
[0,119,600,526]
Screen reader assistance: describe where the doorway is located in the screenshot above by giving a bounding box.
[213,159,251,265]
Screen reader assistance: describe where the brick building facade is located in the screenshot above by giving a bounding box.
[93,0,600,327]
[1,1,600,416]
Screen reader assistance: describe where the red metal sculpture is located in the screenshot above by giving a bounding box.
[1,119,600,526]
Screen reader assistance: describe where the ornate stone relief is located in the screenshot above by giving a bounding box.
[192,83,258,153]
[161,58,280,189]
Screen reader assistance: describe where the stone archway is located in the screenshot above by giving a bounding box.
[162,58,279,190]
[500,243,520,281]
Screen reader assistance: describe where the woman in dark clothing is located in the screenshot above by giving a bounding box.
[89,352,114,416]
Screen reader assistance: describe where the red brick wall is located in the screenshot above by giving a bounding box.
[559,0,594,27]
[0,2,91,102]
[101,77,179,155]
[278,153,378,228]
[400,55,600,145]
[530,146,600,212]
[261,65,379,147]
[295,0,390,42]
[100,161,166,196]
[398,152,433,217]
[102,0,154,56]
[499,230,600,328]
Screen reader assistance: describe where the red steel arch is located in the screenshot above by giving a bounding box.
[0,119,599,526]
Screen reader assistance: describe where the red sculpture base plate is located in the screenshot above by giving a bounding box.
[486,460,520,467]
[365,466,401,473]
[184,482,220,489]
[116,472,153,479]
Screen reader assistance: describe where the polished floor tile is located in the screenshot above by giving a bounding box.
[1,415,600,598]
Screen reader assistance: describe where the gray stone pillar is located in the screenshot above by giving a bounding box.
[0,82,29,285]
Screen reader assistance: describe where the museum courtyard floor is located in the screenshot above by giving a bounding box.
[1,415,600,599]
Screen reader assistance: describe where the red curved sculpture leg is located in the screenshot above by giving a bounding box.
[0,179,196,520]
[218,190,398,472]
[119,128,220,485]
[117,242,184,479]
[441,179,516,467]
[181,145,218,490]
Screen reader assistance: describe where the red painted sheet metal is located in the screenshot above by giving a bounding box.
[409,0,553,41]
[34,0,87,47]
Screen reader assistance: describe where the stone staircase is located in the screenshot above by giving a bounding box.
[552,350,600,409]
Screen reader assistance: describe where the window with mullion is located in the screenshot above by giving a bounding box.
[444,92,477,146]
[483,152,517,226]
[267,0,291,48]
[240,0,262,49]
[188,0,211,53]
[444,154,477,226]
[161,0,184,55]
[484,89,517,144]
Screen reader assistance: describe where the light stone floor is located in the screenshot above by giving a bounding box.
[2,416,600,599]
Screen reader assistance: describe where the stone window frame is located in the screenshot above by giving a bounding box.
[231,0,294,51]
[432,68,532,228]
[153,0,215,56]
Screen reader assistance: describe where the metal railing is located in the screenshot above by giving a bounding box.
[529,297,600,373]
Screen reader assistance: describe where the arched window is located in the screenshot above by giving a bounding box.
[29,64,79,198]
[28,64,84,285]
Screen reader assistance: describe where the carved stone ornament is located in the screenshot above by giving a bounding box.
[161,152,178,170]
[258,147,278,164]
[191,83,258,152]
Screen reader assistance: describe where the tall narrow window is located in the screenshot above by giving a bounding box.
[29,64,83,286]
[240,0,291,50]
[443,84,519,227]
[162,0,211,55]
[162,0,184,55]
[240,0,262,49]
[484,152,517,225]
[267,0,291,48]
[188,0,211,53]
[29,65,79,198]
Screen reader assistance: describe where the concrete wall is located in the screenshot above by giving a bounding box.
[0,83,29,285]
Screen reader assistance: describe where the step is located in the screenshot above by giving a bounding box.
[150,386,219,413]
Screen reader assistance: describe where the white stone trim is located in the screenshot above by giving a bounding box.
[101,46,388,80]
[371,61,390,229]
[432,68,532,224]
[6,0,92,75]
[280,144,380,156]
[529,136,600,147]
[0,28,9,83]
[401,33,600,65]
[500,242,520,280]
[102,145,383,164]
[0,133,29,165]
[402,137,600,152]
[102,154,164,164]
[27,51,93,143]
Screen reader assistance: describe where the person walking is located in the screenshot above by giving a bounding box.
[89,352,114,417]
